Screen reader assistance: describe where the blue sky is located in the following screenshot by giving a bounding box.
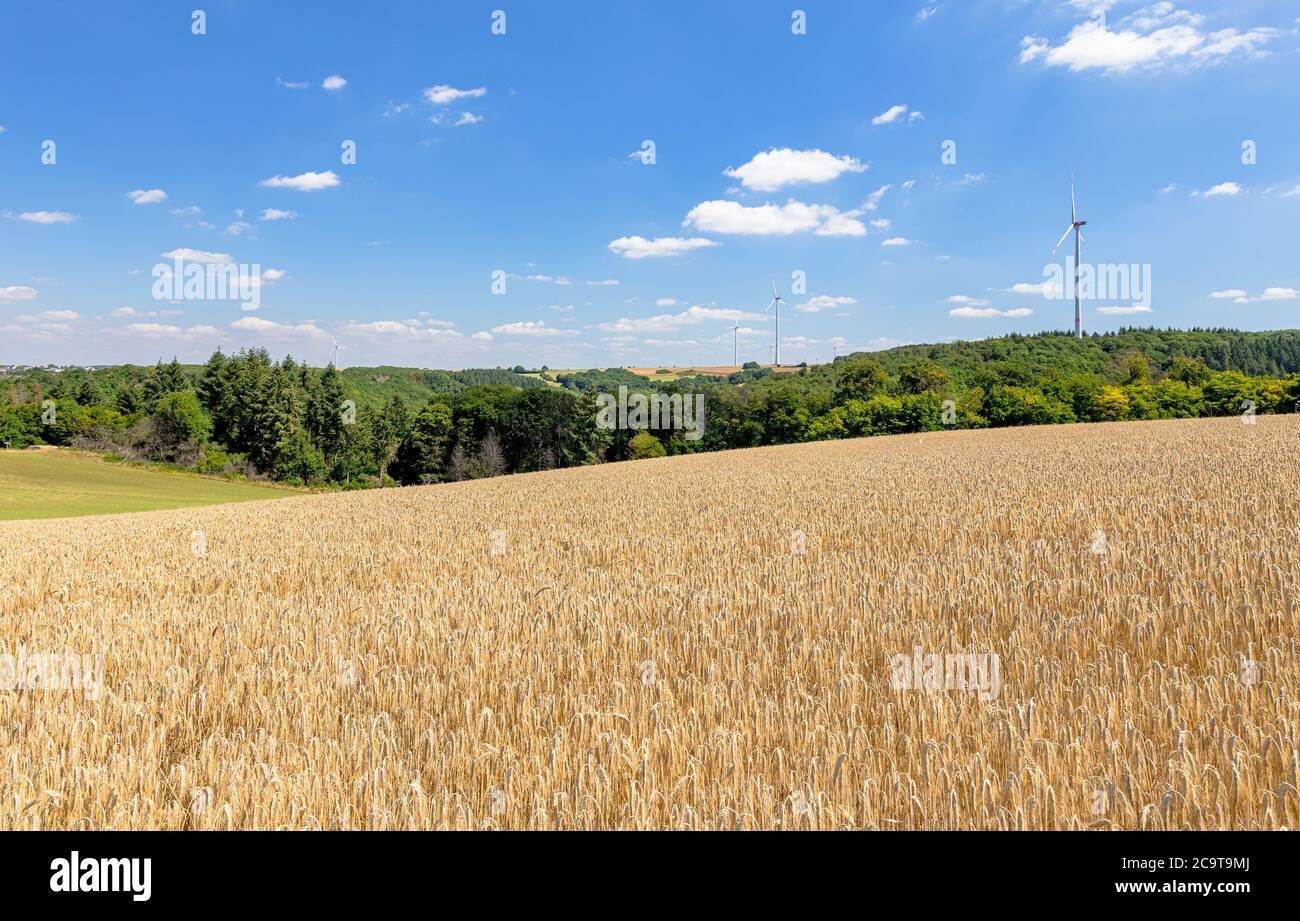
[1,0,1297,368]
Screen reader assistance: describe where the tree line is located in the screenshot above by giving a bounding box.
[2,329,1299,487]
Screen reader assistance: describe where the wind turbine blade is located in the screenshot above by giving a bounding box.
[1051,224,1073,254]
[764,298,777,313]
[1071,175,1076,223]
[771,277,779,300]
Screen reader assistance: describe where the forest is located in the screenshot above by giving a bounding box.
[3,327,1298,487]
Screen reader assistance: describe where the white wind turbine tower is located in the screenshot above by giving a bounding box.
[731,323,740,367]
[1051,176,1088,338]
[329,335,347,369]
[764,276,786,367]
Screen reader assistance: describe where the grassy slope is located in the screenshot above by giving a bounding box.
[0,450,298,520]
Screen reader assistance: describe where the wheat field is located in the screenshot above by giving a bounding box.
[1,416,1297,830]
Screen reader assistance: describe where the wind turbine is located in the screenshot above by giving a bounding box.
[329,336,347,369]
[765,277,786,367]
[1052,176,1087,338]
[732,324,740,367]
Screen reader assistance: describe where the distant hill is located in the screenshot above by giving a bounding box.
[850,328,1300,386]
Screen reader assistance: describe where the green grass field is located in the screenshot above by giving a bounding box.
[0,450,299,520]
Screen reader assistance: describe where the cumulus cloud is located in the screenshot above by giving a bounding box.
[126,189,167,205]
[260,208,297,221]
[0,285,38,302]
[1003,281,1064,297]
[881,237,912,246]
[595,305,764,333]
[489,320,577,337]
[795,295,857,314]
[338,319,463,339]
[424,85,487,104]
[1196,181,1243,197]
[1216,286,1297,303]
[1020,4,1277,75]
[229,317,329,338]
[322,75,347,91]
[160,248,232,264]
[607,236,720,259]
[1097,305,1153,315]
[260,171,341,192]
[683,199,865,237]
[722,148,867,192]
[453,112,483,126]
[121,322,221,338]
[14,211,78,224]
[950,305,1033,318]
[871,104,923,125]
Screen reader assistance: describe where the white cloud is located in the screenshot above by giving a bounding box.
[722,148,868,192]
[277,78,309,89]
[683,199,864,237]
[0,286,38,302]
[655,298,678,306]
[160,248,232,264]
[454,112,483,126]
[595,305,764,333]
[586,279,619,287]
[170,205,201,216]
[260,208,297,221]
[322,75,347,91]
[881,237,912,247]
[863,184,892,211]
[1198,181,1243,197]
[1159,182,1178,193]
[226,220,254,236]
[261,268,286,282]
[260,171,341,192]
[472,331,494,341]
[608,235,720,259]
[526,274,573,285]
[1020,6,1277,75]
[126,189,167,205]
[339,320,463,339]
[423,85,487,105]
[15,211,77,224]
[872,104,922,125]
[121,322,220,338]
[544,304,575,312]
[1004,281,1063,297]
[229,317,329,337]
[1097,305,1154,315]
[950,306,1033,318]
[870,218,891,230]
[795,295,857,314]
[490,320,577,337]
[18,310,79,321]
[1218,286,1297,304]
[947,295,991,307]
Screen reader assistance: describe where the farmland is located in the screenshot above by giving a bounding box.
[0,449,298,521]
[0,416,1296,829]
